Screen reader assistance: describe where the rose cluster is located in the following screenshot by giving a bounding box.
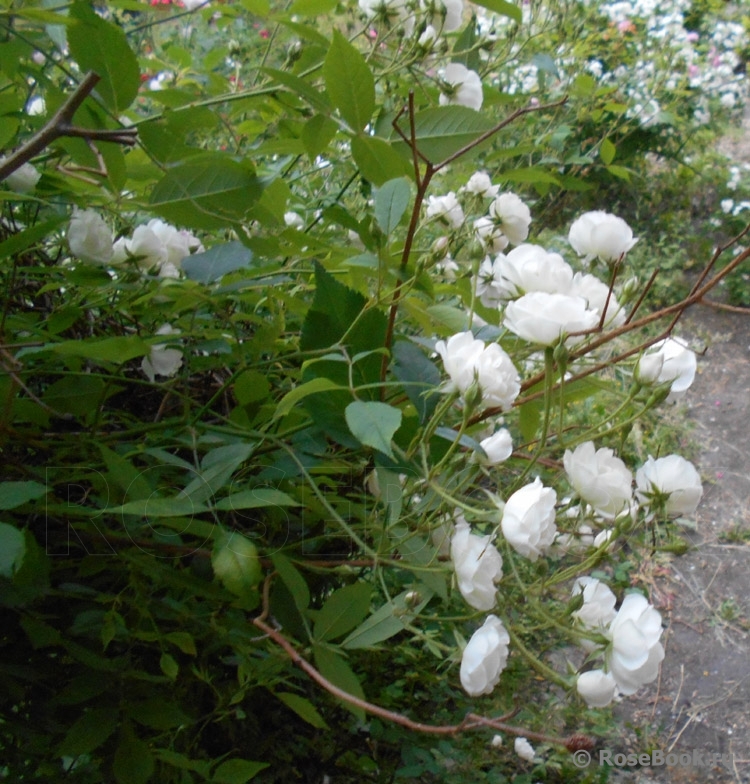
[66,209,203,277]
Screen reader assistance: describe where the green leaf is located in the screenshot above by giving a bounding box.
[276,692,329,729]
[302,114,338,160]
[113,727,155,784]
[271,553,309,614]
[600,137,616,165]
[452,15,480,71]
[57,707,119,757]
[606,164,631,181]
[314,582,372,642]
[313,645,366,721]
[0,481,47,510]
[0,217,67,261]
[165,631,197,656]
[289,0,337,14]
[68,2,140,112]
[128,698,192,730]
[261,67,331,114]
[0,522,26,577]
[213,488,300,511]
[52,336,150,363]
[274,377,345,420]
[149,154,263,231]
[212,528,262,597]
[182,241,254,283]
[391,340,440,423]
[324,30,375,132]
[213,759,270,784]
[502,166,561,186]
[341,588,433,649]
[180,443,255,504]
[160,652,179,680]
[345,401,402,458]
[351,135,413,186]
[374,178,411,236]
[107,497,210,517]
[471,0,521,23]
[392,105,495,162]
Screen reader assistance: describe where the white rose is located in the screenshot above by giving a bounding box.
[568,211,637,264]
[501,477,557,561]
[284,211,305,230]
[489,193,532,246]
[607,593,664,696]
[142,324,183,382]
[478,428,513,465]
[635,454,702,517]
[147,219,203,268]
[635,337,696,402]
[569,272,627,327]
[464,172,499,198]
[577,669,618,708]
[439,63,483,111]
[67,209,114,265]
[115,225,167,271]
[425,191,465,229]
[435,331,521,412]
[494,244,574,300]
[459,614,510,696]
[563,441,633,519]
[450,518,503,611]
[360,0,413,33]
[473,217,509,254]
[473,256,506,308]
[2,162,41,194]
[572,576,617,631]
[421,0,464,32]
[503,292,600,346]
[514,737,535,762]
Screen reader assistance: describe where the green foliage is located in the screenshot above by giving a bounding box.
[0,0,747,781]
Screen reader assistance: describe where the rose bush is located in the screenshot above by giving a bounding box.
[0,0,741,780]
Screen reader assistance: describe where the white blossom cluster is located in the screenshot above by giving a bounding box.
[425,191,703,706]
[472,0,747,126]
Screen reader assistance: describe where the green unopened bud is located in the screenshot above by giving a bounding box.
[431,236,450,261]
[467,240,485,260]
[552,342,570,376]
[404,590,421,608]
[619,276,641,305]
[645,382,673,408]
[463,377,484,413]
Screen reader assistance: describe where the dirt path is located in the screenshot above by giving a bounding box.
[609,304,750,784]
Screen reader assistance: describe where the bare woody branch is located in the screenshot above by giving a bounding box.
[0,72,138,183]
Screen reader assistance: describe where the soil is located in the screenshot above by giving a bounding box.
[604,303,750,784]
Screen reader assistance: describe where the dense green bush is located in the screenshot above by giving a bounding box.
[1,1,748,782]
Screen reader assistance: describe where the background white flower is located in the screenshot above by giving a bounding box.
[564,441,633,518]
[503,292,600,346]
[435,331,520,411]
[2,162,41,194]
[636,337,697,402]
[577,669,618,708]
[67,209,114,265]
[451,518,503,611]
[514,737,535,762]
[607,593,664,696]
[439,63,483,110]
[478,428,513,465]
[568,211,637,264]
[459,614,510,696]
[489,193,532,246]
[425,192,465,229]
[572,576,617,631]
[635,454,703,517]
[493,244,574,301]
[501,477,557,561]
[142,325,184,382]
